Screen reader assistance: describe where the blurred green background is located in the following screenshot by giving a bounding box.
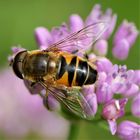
[0,0,139,140]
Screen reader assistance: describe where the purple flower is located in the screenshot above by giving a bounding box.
[93,39,108,56]
[51,24,69,43]
[113,20,139,60]
[112,39,130,60]
[35,4,117,54]
[84,4,117,56]
[131,93,140,118]
[96,64,139,99]
[35,27,53,49]
[132,70,140,85]
[102,98,128,135]
[96,57,113,74]
[82,85,98,117]
[117,121,140,140]
[0,68,69,139]
[95,58,113,103]
[35,24,69,50]
[110,65,139,97]
[69,14,84,32]
[96,78,114,104]
[114,20,139,46]
[102,98,128,120]
[85,4,117,39]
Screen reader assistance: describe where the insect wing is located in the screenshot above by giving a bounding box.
[47,22,108,53]
[24,80,44,95]
[40,81,94,119]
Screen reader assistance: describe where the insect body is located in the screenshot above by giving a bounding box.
[11,22,108,119]
[13,49,97,88]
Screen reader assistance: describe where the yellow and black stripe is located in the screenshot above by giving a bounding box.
[56,54,97,87]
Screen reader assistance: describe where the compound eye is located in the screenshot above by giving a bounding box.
[13,61,23,79]
[12,50,27,79]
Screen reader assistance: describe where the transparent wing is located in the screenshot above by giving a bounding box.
[47,21,108,53]
[24,80,44,95]
[40,81,95,119]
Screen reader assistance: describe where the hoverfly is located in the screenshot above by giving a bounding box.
[11,22,108,119]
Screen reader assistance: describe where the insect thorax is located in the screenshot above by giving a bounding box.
[23,51,59,81]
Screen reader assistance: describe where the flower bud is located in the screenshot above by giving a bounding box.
[131,93,140,118]
[82,85,98,117]
[93,39,108,56]
[113,20,139,60]
[114,20,139,47]
[85,4,117,39]
[96,82,113,104]
[117,121,140,140]
[69,14,84,32]
[133,70,140,85]
[123,83,139,97]
[35,27,52,48]
[96,57,113,74]
[112,39,130,60]
[102,98,128,120]
[51,24,69,43]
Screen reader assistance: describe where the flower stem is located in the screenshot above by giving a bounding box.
[68,121,79,140]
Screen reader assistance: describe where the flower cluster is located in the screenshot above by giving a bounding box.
[8,4,139,140]
[35,4,140,139]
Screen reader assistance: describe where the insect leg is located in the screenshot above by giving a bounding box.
[37,82,50,110]
[30,82,36,87]
[42,90,51,110]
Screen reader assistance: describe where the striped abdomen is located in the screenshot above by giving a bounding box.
[56,54,97,87]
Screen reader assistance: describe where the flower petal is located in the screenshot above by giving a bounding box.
[69,14,84,32]
[123,84,139,97]
[102,12,117,39]
[82,85,97,117]
[131,93,140,118]
[96,57,113,74]
[112,39,130,60]
[114,20,139,48]
[93,39,108,56]
[108,120,117,135]
[117,120,140,140]
[96,82,113,104]
[133,70,140,85]
[35,27,52,49]
[51,24,69,43]
[85,4,102,25]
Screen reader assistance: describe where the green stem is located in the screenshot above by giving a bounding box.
[125,111,132,116]
[67,111,132,140]
[67,121,79,140]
